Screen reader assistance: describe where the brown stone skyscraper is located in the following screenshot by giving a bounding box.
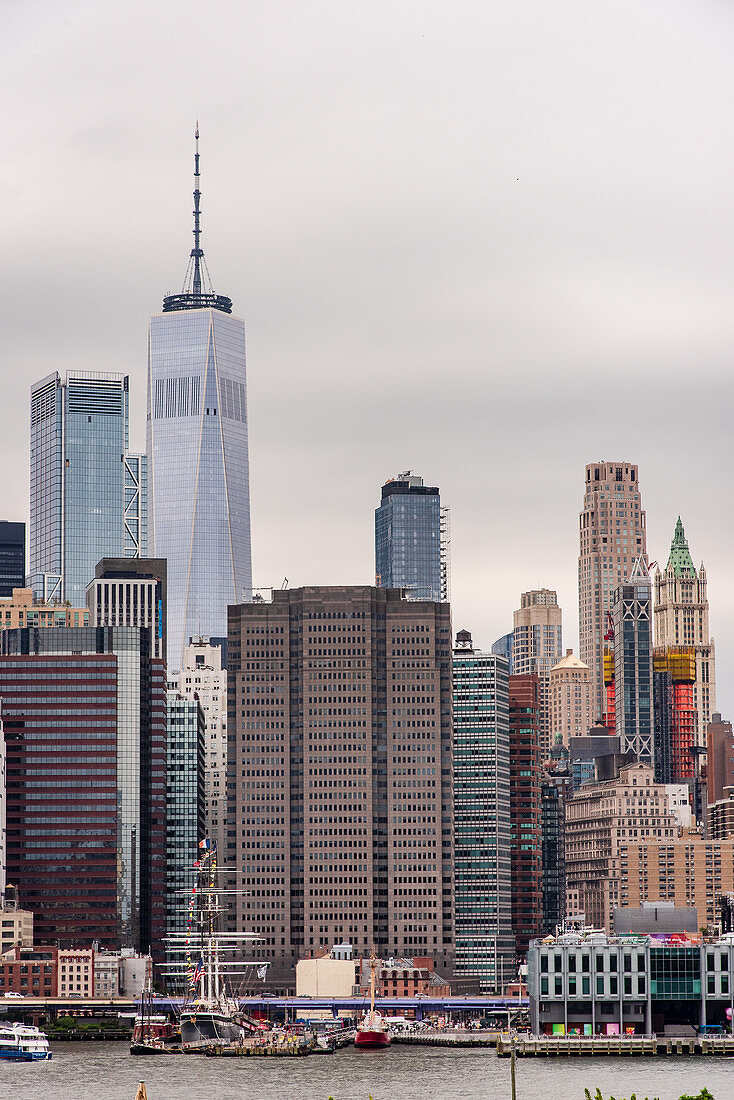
[228,586,454,985]
[578,462,647,722]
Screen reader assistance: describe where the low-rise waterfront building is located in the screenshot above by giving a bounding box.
[528,929,734,1035]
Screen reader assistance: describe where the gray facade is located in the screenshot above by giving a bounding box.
[29,372,146,606]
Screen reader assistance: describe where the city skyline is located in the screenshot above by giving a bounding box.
[4,2,733,715]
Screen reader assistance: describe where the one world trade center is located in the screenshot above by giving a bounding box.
[147,129,252,665]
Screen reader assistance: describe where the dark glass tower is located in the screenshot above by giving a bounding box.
[612,557,654,766]
[147,129,252,664]
[375,472,449,602]
[0,522,25,596]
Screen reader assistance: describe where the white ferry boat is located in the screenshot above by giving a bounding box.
[0,1022,52,1060]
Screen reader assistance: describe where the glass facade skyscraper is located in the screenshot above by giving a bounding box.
[375,472,449,601]
[147,132,252,665]
[0,522,25,597]
[452,630,515,992]
[612,562,654,766]
[29,372,146,606]
[166,691,205,957]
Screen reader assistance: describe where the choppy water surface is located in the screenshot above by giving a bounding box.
[2,1042,733,1100]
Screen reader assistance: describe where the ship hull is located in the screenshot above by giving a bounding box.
[180,1011,246,1052]
[354,1030,391,1049]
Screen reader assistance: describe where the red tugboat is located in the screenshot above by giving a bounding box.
[354,949,391,1049]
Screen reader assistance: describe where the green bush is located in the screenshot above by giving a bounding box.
[584,1089,714,1100]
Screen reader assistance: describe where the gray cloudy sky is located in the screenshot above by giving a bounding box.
[3,0,733,713]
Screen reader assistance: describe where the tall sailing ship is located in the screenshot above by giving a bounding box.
[164,839,263,1053]
[354,949,391,1049]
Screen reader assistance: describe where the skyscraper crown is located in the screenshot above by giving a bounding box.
[666,517,696,578]
[162,127,233,314]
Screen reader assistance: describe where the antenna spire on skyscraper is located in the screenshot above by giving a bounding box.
[162,125,233,314]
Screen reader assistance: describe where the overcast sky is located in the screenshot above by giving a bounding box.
[3,0,733,713]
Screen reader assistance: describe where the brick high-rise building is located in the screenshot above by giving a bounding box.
[228,587,454,985]
[578,462,647,722]
[508,674,542,955]
[0,627,167,956]
[565,762,677,931]
[512,590,563,759]
[620,838,734,930]
[707,713,734,805]
[654,519,716,746]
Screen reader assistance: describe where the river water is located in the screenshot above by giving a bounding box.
[2,1042,732,1100]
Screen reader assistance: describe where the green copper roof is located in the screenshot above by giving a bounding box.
[666,517,696,578]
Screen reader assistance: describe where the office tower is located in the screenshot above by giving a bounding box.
[169,638,228,858]
[0,523,25,597]
[565,762,678,930]
[0,712,4,900]
[652,648,697,784]
[549,651,593,747]
[147,130,252,665]
[511,590,563,759]
[0,627,166,955]
[509,678,542,945]
[540,782,565,934]
[508,674,542,956]
[87,558,167,660]
[453,631,514,992]
[578,461,647,721]
[375,472,450,601]
[166,691,205,949]
[707,713,734,805]
[654,518,716,744]
[612,559,654,765]
[228,587,454,982]
[29,372,146,606]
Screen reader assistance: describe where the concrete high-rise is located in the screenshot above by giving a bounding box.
[654,518,716,745]
[612,560,654,765]
[0,626,167,955]
[375,472,450,602]
[86,558,167,661]
[228,587,454,983]
[169,638,228,858]
[578,462,647,722]
[147,130,252,665]
[512,589,563,758]
[453,630,514,992]
[30,372,146,605]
